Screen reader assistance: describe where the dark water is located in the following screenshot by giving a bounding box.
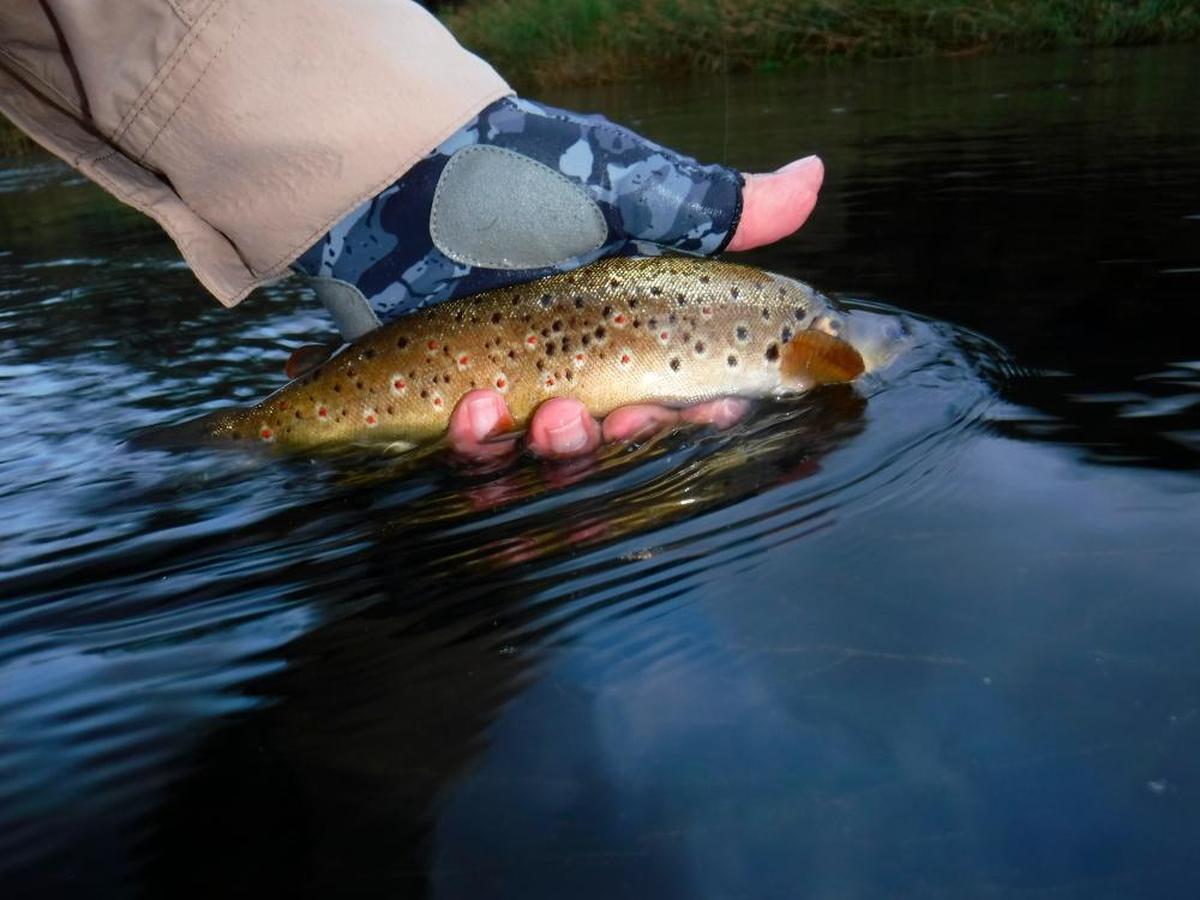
[2,47,1199,898]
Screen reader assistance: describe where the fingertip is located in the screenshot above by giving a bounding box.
[448,389,517,459]
[529,397,601,458]
[601,404,681,443]
[679,397,752,429]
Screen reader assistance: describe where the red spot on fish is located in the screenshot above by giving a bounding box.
[457,353,471,371]
[364,410,378,427]
[432,395,444,408]
[525,333,538,348]
[613,313,626,326]
[260,427,273,442]
[426,339,439,350]
[317,406,328,419]
[496,376,507,389]
[620,352,632,365]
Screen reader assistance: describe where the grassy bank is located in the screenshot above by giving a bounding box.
[441,0,1200,87]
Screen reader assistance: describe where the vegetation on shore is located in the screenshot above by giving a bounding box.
[2,1,1196,154]
[441,0,1200,87]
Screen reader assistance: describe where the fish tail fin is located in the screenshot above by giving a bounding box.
[781,329,866,385]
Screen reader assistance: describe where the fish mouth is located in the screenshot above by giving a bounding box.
[837,308,914,374]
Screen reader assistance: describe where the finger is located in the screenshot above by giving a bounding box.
[679,398,752,429]
[601,404,682,443]
[527,397,602,458]
[447,389,518,460]
[726,155,824,252]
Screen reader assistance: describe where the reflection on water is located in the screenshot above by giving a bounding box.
[2,47,1199,898]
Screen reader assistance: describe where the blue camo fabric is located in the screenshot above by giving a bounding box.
[294,96,743,322]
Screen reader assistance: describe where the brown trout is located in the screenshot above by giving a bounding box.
[175,257,891,451]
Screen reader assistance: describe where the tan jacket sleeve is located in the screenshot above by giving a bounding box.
[0,0,511,306]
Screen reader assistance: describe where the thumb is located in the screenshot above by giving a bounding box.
[726,155,824,252]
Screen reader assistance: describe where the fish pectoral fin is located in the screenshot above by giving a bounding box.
[781,329,865,385]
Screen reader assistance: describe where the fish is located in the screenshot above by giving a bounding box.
[161,256,895,452]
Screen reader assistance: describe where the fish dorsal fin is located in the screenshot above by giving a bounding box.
[781,329,865,385]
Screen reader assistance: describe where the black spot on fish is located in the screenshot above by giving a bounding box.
[346,366,356,377]
[731,287,740,299]
[561,337,572,353]
[540,293,553,308]
[521,313,531,322]
[508,349,517,360]
[455,310,464,322]
[552,319,563,332]
[540,328,550,338]
[765,343,780,362]
[396,336,409,349]
[491,311,502,324]
[670,357,680,371]
[545,342,556,356]
[574,296,584,309]
[355,380,364,390]
[650,286,662,296]
[609,278,620,289]
[794,307,807,321]
[443,345,450,355]
[294,410,302,419]
[761,307,771,321]
[736,325,748,341]
[420,389,428,398]
[677,293,688,305]
[602,305,613,318]
[333,384,342,393]
[694,340,706,354]
[827,319,842,333]
[781,326,794,343]
[594,325,607,340]
[629,298,639,309]
[632,318,641,328]
[727,355,738,367]
[564,369,573,381]
[536,359,545,371]
[668,313,678,325]
[581,334,591,346]
[363,348,375,359]
[387,405,395,414]
[648,317,658,329]
[700,275,711,284]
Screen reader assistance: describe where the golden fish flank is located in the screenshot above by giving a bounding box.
[201,256,869,450]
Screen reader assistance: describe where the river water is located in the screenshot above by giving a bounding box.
[2,47,1198,898]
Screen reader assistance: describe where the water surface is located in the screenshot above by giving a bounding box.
[2,46,1199,898]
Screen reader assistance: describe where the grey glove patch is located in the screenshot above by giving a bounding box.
[308,276,381,341]
[430,144,608,270]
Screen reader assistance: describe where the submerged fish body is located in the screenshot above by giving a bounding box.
[185,257,882,451]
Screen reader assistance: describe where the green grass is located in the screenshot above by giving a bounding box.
[441,0,1200,87]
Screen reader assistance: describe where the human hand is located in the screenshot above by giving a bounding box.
[293,96,824,459]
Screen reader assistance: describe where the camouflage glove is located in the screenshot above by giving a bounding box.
[293,96,743,339]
